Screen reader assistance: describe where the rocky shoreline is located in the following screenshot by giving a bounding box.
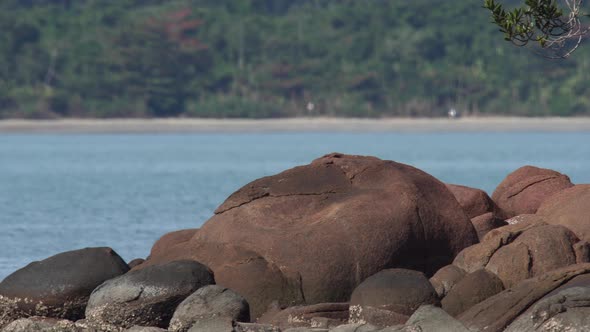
[1,153,589,332]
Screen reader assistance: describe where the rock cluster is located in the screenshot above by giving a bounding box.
[1,153,590,331]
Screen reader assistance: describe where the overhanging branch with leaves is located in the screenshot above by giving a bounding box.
[483,0,589,58]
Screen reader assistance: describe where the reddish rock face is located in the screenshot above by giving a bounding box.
[429,265,467,298]
[446,184,496,219]
[142,153,478,318]
[491,165,573,218]
[470,212,508,241]
[537,184,590,242]
[453,217,587,288]
[149,228,199,259]
[458,263,590,332]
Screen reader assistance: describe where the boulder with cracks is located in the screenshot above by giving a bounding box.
[138,154,478,318]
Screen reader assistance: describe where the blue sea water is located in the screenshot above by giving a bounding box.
[1,132,590,280]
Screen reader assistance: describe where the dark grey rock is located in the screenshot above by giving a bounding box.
[328,323,380,332]
[234,322,280,332]
[348,305,408,328]
[1,317,81,332]
[0,247,129,326]
[283,328,329,332]
[72,318,122,332]
[124,326,167,332]
[169,285,249,332]
[186,316,234,332]
[458,264,590,332]
[505,287,590,332]
[349,269,439,327]
[441,269,504,317]
[258,302,348,330]
[404,305,469,332]
[85,260,214,329]
[377,326,407,332]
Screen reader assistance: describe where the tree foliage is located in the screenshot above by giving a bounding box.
[0,0,589,118]
[484,0,589,58]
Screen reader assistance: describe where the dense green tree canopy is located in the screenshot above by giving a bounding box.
[0,0,589,118]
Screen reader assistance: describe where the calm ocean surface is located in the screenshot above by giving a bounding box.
[1,132,589,279]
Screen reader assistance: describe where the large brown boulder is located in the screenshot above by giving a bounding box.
[537,184,590,242]
[453,216,588,288]
[445,184,496,219]
[491,165,573,218]
[140,153,478,318]
[458,263,590,332]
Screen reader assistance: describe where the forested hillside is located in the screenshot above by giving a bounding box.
[1,0,588,118]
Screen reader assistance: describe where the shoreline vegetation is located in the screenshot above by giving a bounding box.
[2,117,590,133]
[1,1,589,120]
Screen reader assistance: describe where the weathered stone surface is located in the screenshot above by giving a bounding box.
[258,302,348,330]
[142,154,478,318]
[505,214,538,225]
[485,224,580,288]
[349,269,438,327]
[186,316,234,332]
[506,273,590,331]
[458,263,590,332]
[85,260,214,329]
[124,326,167,332]
[283,328,329,332]
[446,184,496,219]
[0,247,129,326]
[127,259,145,269]
[72,318,122,332]
[329,323,380,332]
[491,165,573,218]
[453,218,584,288]
[441,269,504,317]
[234,322,281,332]
[404,305,470,332]
[144,240,303,321]
[470,212,508,241]
[375,326,405,332]
[348,305,408,328]
[429,265,467,298]
[169,285,249,332]
[1,317,81,332]
[505,287,590,332]
[537,184,590,242]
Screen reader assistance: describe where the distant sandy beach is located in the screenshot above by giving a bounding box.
[1,117,590,133]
